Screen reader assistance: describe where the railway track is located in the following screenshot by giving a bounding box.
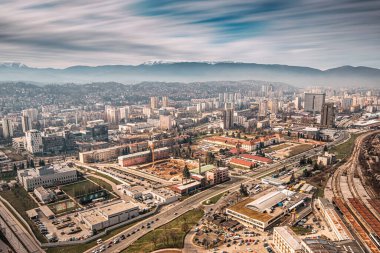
[332,131,380,253]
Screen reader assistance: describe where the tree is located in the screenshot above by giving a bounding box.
[299,156,306,166]
[13,163,17,172]
[26,160,30,168]
[239,184,248,196]
[237,132,241,139]
[183,165,191,180]
[20,163,25,170]
[323,145,328,152]
[303,168,311,177]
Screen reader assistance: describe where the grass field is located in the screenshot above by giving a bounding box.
[61,179,102,198]
[45,220,140,253]
[123,209,204,253]
[202,192,224,205]
[291,226,312,235]
[0,187,47,242]
[87,176,114,192]
[89,170,122,185]
[330,133,360,160]
[287,144,313,157]
[264,143,292,153]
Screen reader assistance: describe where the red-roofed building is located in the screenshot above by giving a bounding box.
[229,158,255,169]
[240,154,273,164]
[204,134,282,152]
[229,148,246,155]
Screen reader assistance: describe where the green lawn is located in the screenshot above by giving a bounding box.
[60,179,102,198]
[87,176,114,192]
[330,133,360,160]
[202,192,224,205]
[287,144,313,157]
[291,226,312,235]
[89,170,122,185]
[45,220,140,253]
[123,209,204,253]
[0,187,47,242]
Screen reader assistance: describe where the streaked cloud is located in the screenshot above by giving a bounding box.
[0,0,379,69]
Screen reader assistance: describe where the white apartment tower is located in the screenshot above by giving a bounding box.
[150,96,159,109]
[25,130,43,154]
[2,118,14,139]
[22,108,38,122]
[21,115,32,133]
[162,96,169,107]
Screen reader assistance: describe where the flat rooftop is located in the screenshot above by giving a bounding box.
[99,201,138,217]
[274,226,302,250]
[18,164,76,178]
[81,209,107,225]
[228,198,274,223]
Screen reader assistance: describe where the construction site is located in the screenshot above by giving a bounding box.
[139,158,199,181]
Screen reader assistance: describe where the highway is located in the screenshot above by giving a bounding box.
[0,199,44,253]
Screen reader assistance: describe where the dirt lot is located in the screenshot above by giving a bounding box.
[141,159,198,181]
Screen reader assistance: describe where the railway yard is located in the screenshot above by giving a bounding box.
[329,130,380,253]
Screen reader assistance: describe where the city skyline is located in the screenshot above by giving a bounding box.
[1,0,380,69]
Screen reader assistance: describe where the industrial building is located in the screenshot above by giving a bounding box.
[79,201,139,231]
[118,147,170,167]
[226,189,309,231]
[317,198,352,241]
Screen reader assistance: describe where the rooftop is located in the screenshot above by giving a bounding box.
[98,201,139,217]
[240,154,273,163]
[228,198,273,223]
[247,190,294,212]
[274,226,302,250]
[18,164,77,179]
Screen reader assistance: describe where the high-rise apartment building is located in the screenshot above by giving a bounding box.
[294,96,301,110]
[22,108,38,122]
[120,106,130,122]
[269,99,279,114]
[2,118,14,139]
[304,93,325,113]
[105,106,120,124]
[159,115,173,130]
[21,115,33,133]
[150,96,159,109]
[25,130,43,154]
[223,103,234,129]
[320,103,335,128]
[259,100,268,117]
[162,96,169,107]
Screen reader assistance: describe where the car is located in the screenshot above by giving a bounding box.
[226,244,231,247]
[156,218,159,221]
[174,212,178,215]
[120,234,126,240]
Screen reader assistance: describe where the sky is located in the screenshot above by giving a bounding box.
[1,0,380,69]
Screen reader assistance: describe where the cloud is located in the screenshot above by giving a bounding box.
[0,0,379,69]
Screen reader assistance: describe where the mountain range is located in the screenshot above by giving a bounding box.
[0,62,379,87]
